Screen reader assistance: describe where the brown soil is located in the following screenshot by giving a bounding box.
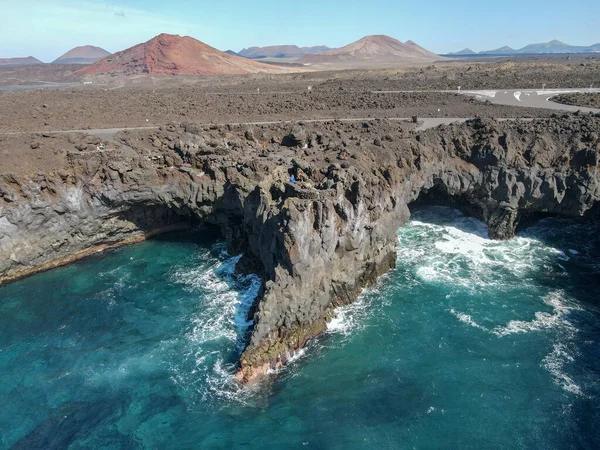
[0,64,81,87]
[552,92,600,109]
[0,86,560,133]
[1,56,598,137]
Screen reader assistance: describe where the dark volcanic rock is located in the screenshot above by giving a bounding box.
[1,115,599,382]
[282,124,308,147]
[552,93,600,109]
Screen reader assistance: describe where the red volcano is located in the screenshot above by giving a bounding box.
[76,34,289,76]
[299,35,442,67]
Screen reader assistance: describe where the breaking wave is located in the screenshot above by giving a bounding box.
[327,296,371,337]
[172,207,594,402]
[169,243,262,404]
[399,208,588,396]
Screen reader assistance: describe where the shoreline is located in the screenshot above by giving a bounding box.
[1,116,599,382]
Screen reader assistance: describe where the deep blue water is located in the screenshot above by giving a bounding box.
[1,207,599,449]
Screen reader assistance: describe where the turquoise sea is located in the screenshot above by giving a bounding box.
[1,206,598,449]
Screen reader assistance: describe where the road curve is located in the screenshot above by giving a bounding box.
[372,88,600,114]
[1,87,597,139]
[460,88,600,114]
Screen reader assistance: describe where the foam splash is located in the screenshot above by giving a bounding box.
[168,243,262,403]
[326,297,369,337]
[405,213,567,292]
[492,291,579,337]
[450,309,487,331]
[404,209,588,397]
[449,290,584,396]
[173,248,261,353]
[543,343,584,397]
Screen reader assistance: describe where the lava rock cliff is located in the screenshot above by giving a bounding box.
[1,115,599,381]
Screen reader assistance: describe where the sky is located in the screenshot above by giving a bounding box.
[2,0,600,62]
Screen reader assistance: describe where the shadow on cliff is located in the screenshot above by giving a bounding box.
[115,202,202,237]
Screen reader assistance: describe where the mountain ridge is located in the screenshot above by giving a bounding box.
[53,45,111,64]
[76,33,290,76]
[449,40,600,55]
[298,35,441,66]
[0,56,43,67]
[238,45,331,59]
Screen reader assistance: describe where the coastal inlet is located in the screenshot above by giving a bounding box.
[0,207,598,448]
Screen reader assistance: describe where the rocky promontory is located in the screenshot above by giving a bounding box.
[1,115,599,381]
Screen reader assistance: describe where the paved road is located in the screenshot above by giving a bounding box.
[1,87,597,138]
[373,88,600,114]
[0,126,160,138]
[0,118,532,138]
[458,88,600,114]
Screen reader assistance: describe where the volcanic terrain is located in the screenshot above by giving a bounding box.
[53,45,111,64]
[1,44,600,386]
[238,45,332,59]
[299,35,442,67]
[0,56,43,67]
[76,34,292,77]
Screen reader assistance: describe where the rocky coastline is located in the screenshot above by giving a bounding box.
[1,114,599,382]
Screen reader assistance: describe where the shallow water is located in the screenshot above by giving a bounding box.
[1,207,599,449]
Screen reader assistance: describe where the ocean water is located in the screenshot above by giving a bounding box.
[1,207,599,449]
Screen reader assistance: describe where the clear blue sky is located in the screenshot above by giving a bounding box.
[3,0,600,62]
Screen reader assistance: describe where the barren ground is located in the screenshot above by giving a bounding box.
[3,55,600,133]
[1,55,599,173]
[553,92,600,109]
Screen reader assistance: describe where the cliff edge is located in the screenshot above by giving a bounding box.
[1,115,599,381]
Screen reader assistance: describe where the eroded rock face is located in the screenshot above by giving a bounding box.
[1,115,599,382]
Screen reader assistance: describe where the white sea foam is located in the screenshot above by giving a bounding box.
[173,250,260,352]
[405,213,567,292]
[451,290,578,347]
[265,348,308,376]
[406,210,588,398]
[492,291,579,337]
[168,244,262,403]
[450,309,488,331]
[543,342,583,396]
[326,297,369,337]
[326,313,352,333]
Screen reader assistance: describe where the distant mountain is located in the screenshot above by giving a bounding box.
[0,56,43,67]
[450,40,600,56]
[484,46,516,55]
[513,40,600,54]
[448,48,476,55]
[224,50,238,56]
[52,45,111,64]
[299,35,441,67]
[76,33,289,77]
[238,45,332,59]
[404,40,440,59]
